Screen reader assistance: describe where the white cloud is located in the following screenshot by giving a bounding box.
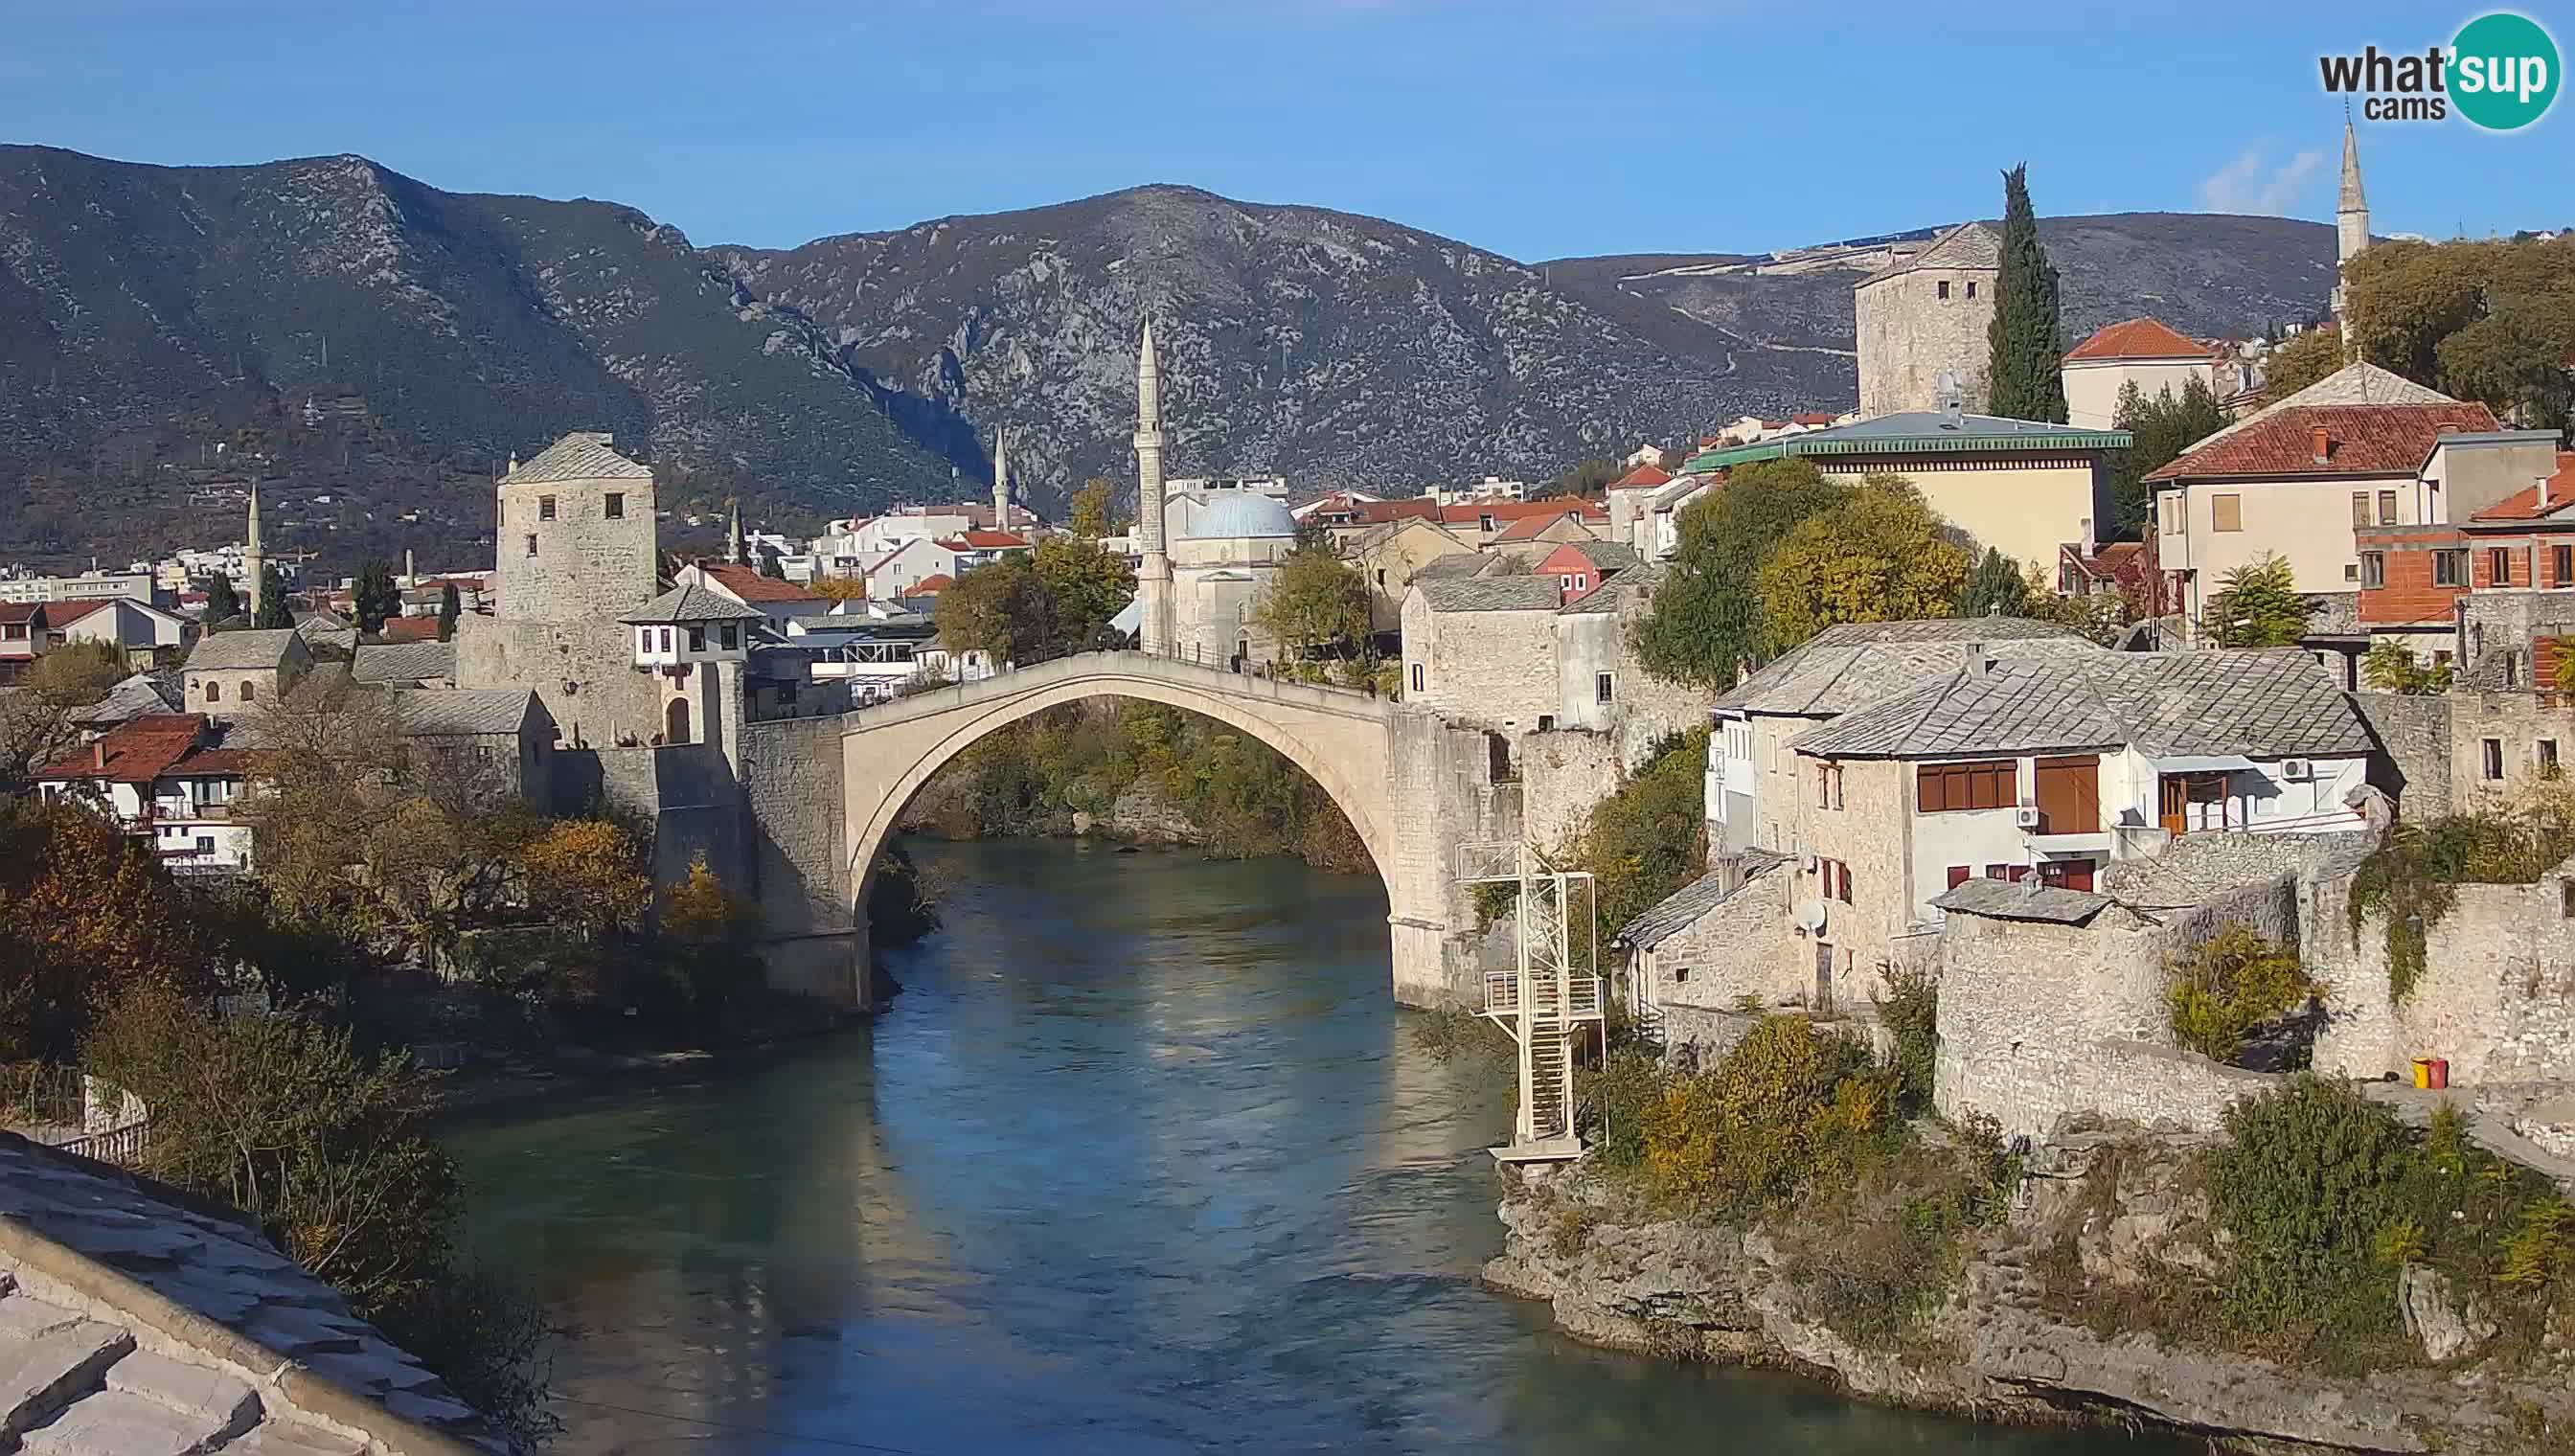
[2198,144,2329,216]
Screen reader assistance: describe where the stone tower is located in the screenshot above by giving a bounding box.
[1853,222,2002,418]
[240,484,264,621]
[1134,320,1174,654]
[991,428,1011,531]
[2334,118,2370,353]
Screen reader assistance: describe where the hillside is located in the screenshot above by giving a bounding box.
[0,145,2341,571]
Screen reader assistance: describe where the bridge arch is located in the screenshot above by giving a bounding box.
[839,653,1456,1004]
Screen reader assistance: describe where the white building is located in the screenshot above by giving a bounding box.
[34,713,256,873]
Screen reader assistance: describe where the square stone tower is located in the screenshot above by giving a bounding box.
[1854,222,2002,418]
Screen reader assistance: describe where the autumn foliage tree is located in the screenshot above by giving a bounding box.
[2259,325,2345,406]
[519,817,654,941]
[1636,458,1850,688]
[1251,538,1370,661]
[0,801,222,1063]
[1754,476,1970,653]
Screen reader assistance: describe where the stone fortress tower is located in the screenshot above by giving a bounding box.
[2333,117,2370,352]
[454,431,665,748]
[1853,221,2002,417]
[1133,320,1175,654]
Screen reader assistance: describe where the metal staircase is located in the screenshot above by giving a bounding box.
[1458,840,1603,1162]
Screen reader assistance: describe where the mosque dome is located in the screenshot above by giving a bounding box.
[1182,491,1299,541]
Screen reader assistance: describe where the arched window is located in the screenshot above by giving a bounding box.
[665,696,691,745]
[240,681,255,703]
[205,680,221,703]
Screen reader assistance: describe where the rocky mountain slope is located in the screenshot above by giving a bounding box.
[0,144,2339,568]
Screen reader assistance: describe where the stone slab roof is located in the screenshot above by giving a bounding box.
[1715,618,2100,717]
[1617,852,1789,949]
[390,689,545,739]
[624,582,767,626]
[72,673,182,728]
[1858,221,2002,286]
[0,1132,494,1454]
[350,641,455,686]
[1790,648,2378,761]
[1930,876,2111,924]
[185,629,302,673]
[1416,578,1564,613]
[502,431,650,485]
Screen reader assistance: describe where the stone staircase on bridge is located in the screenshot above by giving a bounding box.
[1460,841,1603,1163]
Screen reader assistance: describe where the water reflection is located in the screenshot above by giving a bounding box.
[454,837,2181,1454]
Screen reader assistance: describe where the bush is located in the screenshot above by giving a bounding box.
[1874,962,1939,1111]
[1566,728,1709,952]
[2352,811,2575,1003]
[2166,922,2320,1063]
[1640,1016,1887,1213]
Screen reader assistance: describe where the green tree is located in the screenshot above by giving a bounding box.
[2260,325,2345,405]
[936,557,1060,664]
[1635,459,1850,687]
[1069,478,1120,539]
[1551,458,1621,499]
[253,562,291,628]
[1754,476,1971,653]
[199,575,241,626]
[2361,640,2452,694]
[1956,547,2032,619]
[2204,554,2314,647]
[25,640,128,704]
[2107,375,2232,536]
[1567,730,1710,948]
[353,559,399,634]
[436,581,460,642]
[1251,539,1370,660]
[1986,164,2068,422]
[1029,535,1135,650]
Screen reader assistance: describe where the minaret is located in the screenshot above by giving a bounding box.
[1134,319,1174,655]
[2334,115,2370,354]
[726,498,745,566]
[241,484,264,623]
[991,429,1012,531]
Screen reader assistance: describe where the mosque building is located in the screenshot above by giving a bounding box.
[1124,320,1297,669]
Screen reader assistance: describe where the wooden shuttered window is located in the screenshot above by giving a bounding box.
[1917,761,2016,813]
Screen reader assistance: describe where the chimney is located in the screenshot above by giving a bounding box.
[2311,426,2332,464]
[1963,643,1991,677]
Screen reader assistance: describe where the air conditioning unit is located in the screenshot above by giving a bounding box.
[2014,805,2043,829]
[2280,758,2313,781]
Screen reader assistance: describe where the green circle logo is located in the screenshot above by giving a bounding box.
[2452,12,2560,130]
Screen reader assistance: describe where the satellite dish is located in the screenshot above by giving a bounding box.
[1794,899,1829,934]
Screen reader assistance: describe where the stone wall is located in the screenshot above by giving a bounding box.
[740,715,863,1010]
[1516,729,1624,854]
[2450,688,2575,815]
[494,467,658,624]
[2354,691,2452,818]
[2314,866,2575,1084]
[454,615,661,752]
[1385,707,1525,1004]
[1400,592,1561,735]
[1855,266,1994,418]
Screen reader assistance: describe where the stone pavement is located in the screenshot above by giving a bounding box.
[0,1132,495,1455]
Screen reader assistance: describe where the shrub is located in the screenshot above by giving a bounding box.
[1874,961,1939,1111]
[1640,1016,1885,1212]
[2166,922,2320,1063]
[2352,811,2575,1003]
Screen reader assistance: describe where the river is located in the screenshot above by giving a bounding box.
[452,837,2182,1455]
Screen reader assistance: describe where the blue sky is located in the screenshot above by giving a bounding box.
[2,1,2564,260]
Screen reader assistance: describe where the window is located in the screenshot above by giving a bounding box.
[2484,737,2505,782]
[1537,715,1555,732]
[1409,663,1424,693]
[1984,863,2031,883]
[525,534,538,557]
[1376,569,1386,588]
[2345,563,2359,582]
[1575,574,1588,592]
[1673,967,1690,983]
[658,627,672,652]
[239,682,254,703]
[687,626,706,652]
[204,680,220,703]
[2492,548,2514,586]
[2360,553,2385,588]
[2541,739,2561,776]
[1478,514,1494,533]
[604,492,625,519]
[194,835,213,853]
[539,495,557,521]
[2159,493,2181,535]
[1917,761,2016,812]
[2564,880,2575,920]
[2351,492,2372,528]
[2377,489,2399,526]
[2211,494,2243,533]
[1965,281,1977,299]
[1945,865,1971,889]
[1595,671,1614,705]
[1937,280,1951,300]
[2435,550,2468,586]
[1816,762,1844,810]
[2557,545,2573,586]
[720,625,739,650]
[1814,857,1853,903]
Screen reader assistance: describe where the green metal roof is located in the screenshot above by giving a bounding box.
[1684,420,2131,474]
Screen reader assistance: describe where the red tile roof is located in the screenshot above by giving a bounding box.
[1345,499,1442,526]
[949,530,1030,549]
[1790,412,1838,426]
[903,574,953,597]
[1437,499,1607,527]
[698,562,824,603]
[378,616,442,642]
[2144,403,2501,483]
[1492,511,1600,543]
[2065,317,2217,362]
[41,599,119,626]
[1608,464,1672,490]
[2469,452,2575,522]
[0,603,39,626]
[34,714,212,785]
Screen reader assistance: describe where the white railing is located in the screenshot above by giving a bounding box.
[2,1068,152,1168]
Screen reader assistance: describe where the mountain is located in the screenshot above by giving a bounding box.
[0,144,2341,571]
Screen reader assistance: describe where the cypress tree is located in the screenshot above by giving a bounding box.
[437,581,461,641]
[1987,164,2068,422]
[254,563,292,629]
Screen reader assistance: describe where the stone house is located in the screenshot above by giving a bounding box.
[1352,517,1476,633]
[351,638,458,690]
[180,627,311,717]
[1436,498,1607,551]
[1616,850,1796,1063]
[33,712,256,872]
[1707,618,2102,854]
[1400,578,1564,734]
[2060,317,2225,432]
[1786,646,2379,986]
[1680,407,2129,578]
[1854,221,2001,417]
[1535,539,1639,604]
[387,687,558,809]
[2147,361,2499,626]
[1602,463,1672,552]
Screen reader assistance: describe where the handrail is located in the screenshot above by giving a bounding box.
[851,640,1394,721]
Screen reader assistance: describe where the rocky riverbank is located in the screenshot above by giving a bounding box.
[1484,1132,2575,1454]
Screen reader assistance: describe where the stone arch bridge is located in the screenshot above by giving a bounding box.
[790,652,1505,1010]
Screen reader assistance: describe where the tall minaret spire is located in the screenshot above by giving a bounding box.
[726,498,745,566]
[1134,318,1173,655]
[2334,113,2370,354]
[241,483,265,623]
[991,429,1012,531]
